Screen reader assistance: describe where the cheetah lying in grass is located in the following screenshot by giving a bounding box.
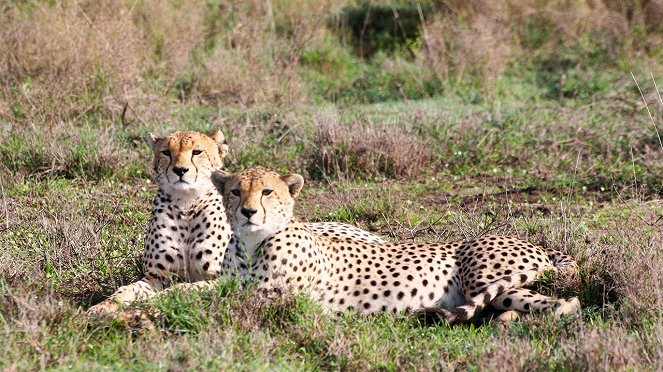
[169,166,580,324]
[87,131,384,315]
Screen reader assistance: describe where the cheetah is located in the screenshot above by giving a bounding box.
[192,166,580,324]
[88,131,384,315]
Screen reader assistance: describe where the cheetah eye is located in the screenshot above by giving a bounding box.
[231,189,241,197]
[262,189,273,196]
[161,150,171,157]
[192,149,203,156]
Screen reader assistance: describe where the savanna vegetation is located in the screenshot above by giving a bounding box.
[1,0,662,369]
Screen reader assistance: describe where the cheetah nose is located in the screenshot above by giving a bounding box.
[241,207,257,218]
[173,167,189,177]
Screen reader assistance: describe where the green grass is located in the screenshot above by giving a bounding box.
[1,0,663,369]
[2,106,662,369]
[1,279,660,370]
[2,83,663,368]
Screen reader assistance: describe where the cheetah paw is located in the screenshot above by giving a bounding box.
[118,308,159,331]
[491,310,522,328]
[418,307,466,325]
[87,300,121,317]
[554,297,581,317]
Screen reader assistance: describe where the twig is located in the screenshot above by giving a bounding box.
[71,104,95,125]
[630,146,638,197]
[359,5,371,57]
[125,100,146,126]
[77,6,112,52]
[121,101,129,127]
[0,177,9,230]
[563,150,581,245]
[650,70,663,110]
[630,70,663,151]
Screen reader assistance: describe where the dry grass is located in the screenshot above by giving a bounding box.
[420,0,663,84]
[0,123,132,181]
[0,1,148,125]
[198,1,334,106]
[133,0,207,80]
[581,201,663,319]
[476,322,663,370]
[200,25,309,106]
[1,0,661,126]
[421,2,514,83]
[309,109,432,179]
[0,1,662,369]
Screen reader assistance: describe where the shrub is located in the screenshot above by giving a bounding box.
[0,1,148,125]
[308,109,432,179]
[332,1,431,58]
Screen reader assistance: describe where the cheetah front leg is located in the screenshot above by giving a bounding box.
[87,275,165,316]
[158,273,289,303]
[158,278,220,296]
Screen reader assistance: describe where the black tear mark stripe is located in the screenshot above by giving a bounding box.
[260,194,267,224]
[190,151,199,182]
[203,151,212,169]
[165,150,173,183]
[232,183,241,220]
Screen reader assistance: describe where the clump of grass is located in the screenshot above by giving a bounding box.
[198,1,329,106]
[475,320,662,370]
[0,1,148,125]
[200,33,308,106]
[133,0,208,82]
[421,2,514,84]
[309,110,432,179]
[417,0,663,90]
[0,124,140,181]
[582,203,663,320]
[331,1,429,58]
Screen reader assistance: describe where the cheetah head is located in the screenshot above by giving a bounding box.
[147,130,229,196]
[211,167,304,250]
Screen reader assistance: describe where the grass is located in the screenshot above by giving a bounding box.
[2,93,662,368]
[1,0,663,370]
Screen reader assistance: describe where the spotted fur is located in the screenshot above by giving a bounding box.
[88,132,384,315]
[185,167,581,324]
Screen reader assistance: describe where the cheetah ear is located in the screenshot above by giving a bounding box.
[281,173,304,198]
[210,130,229,159]
[211,170,231,194]
[146,132,160,152]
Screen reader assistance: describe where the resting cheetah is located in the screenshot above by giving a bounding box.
[200,167,580,323]
[88,131,384,315]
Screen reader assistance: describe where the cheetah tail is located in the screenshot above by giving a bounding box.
[545,248,579,280]
[420,270,540,324]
